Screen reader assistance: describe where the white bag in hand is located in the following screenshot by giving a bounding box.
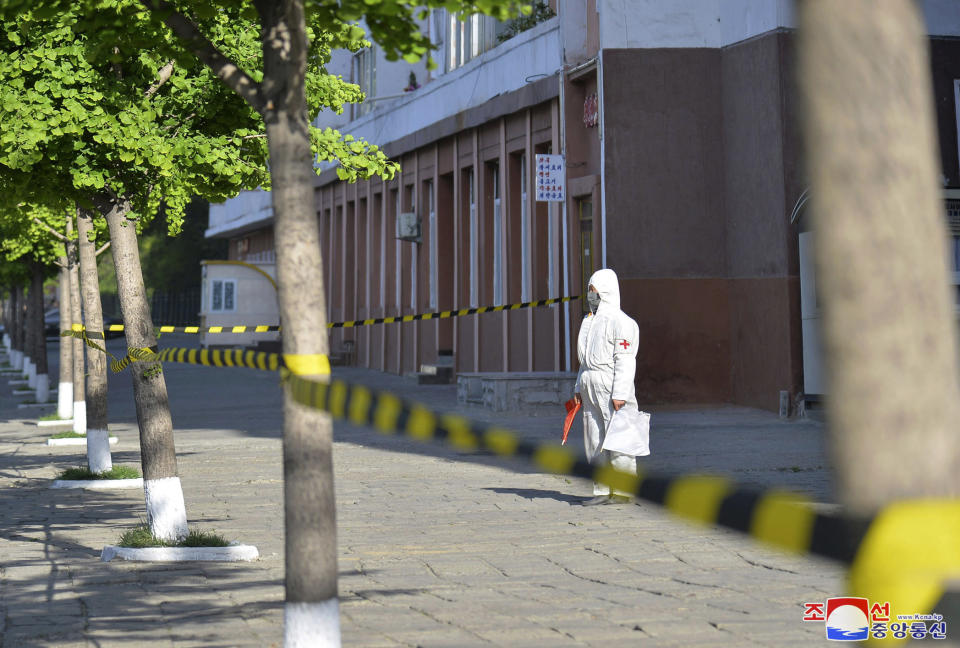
[601,408,651,456]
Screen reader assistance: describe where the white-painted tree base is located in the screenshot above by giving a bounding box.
[285,599,342,648]
[57,382,73,420]
[51,478,143,490]
[72,401,86,434]
[86,428,112,473]
[47,436,118,446]
[100,544,259,563]
[35,374,50,403]
[37,418,74,427]
[24,359,35,388]
[10,350,23,370]
[144,477,189,542]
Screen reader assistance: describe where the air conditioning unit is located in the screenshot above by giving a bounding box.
[396,211,421,242]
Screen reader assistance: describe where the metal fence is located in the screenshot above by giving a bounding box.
[100,288,201,327]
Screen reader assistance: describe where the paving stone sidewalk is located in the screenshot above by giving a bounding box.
[0,336,844,647]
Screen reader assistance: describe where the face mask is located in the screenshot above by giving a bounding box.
[587,291,601,313]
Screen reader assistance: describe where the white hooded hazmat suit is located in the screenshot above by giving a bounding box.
[576,269,640,497]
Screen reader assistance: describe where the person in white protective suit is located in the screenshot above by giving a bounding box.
[574,268,640,505]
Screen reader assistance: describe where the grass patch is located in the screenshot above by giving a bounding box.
[39,412,68,421]
[49,431,86,439]
[118,525,229,548]
[57,465,141,480]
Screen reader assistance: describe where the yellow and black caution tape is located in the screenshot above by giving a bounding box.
[85,339,960,624]
[283,370,960,626]
[328,295,580,329]
[281,369,874,565]
[109,346,282,373]
[61,327,118,361]
[68,295,582,336]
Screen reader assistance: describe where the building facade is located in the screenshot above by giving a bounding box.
[206,0,960,412]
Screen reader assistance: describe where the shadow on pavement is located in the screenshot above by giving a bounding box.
[484,486,590,505]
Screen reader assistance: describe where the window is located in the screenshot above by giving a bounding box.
[353,47,377,118]
[426,180,438,310]
[210,279,237,312]
[395,189,402,309]
[443,10,508,72]
[952,235,960,310]
[520,153,531,302]
[468,168,478,307]
[407,185,417,310]
[491,162,503,305]
[947,199,960,310]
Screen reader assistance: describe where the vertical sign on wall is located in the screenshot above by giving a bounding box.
[535,154,565,202]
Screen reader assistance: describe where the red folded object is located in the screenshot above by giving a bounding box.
[562,398,581,445]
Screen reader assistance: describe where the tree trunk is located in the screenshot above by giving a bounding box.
[66,217,87,435]
[798,0,960,512]
[255,2,339,645]
[11,285,23,371]
[57,263,74,419]
[23,273,36,387]
[1,292,9,351]
[30,262,49,403]
[102,198,187,541]
[77,209,111,472]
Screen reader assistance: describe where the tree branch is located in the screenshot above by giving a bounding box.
[54,259,67,269]
[32,216,69,242]
[139,0,267,114]
[145,59,176,99]
[95,242,111,257]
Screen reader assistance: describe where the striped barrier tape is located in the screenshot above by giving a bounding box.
[73,340,960,627]
[61,328,118,361]
[108,346,282,373]
[67,295,582,335]
[327,295,581,329]
[282,370,960,631]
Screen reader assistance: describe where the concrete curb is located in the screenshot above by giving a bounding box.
[8,379,28,386]
[100,544,260,562]
[13,388,57,395]
[36,419,74,427]
[51,478,143,490]
[17,402,54,409]
[47,437,119,446]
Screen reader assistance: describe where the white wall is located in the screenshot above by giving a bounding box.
[206,189,273,239]
[200,262,279,348]
[315,17,560,173]
[598,0,957,50]
[922,0,960,37]
[598,0,722,49]
[559,0,591,64]
[719,0,794,47]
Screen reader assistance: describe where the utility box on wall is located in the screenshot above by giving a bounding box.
[396,211,421,242]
